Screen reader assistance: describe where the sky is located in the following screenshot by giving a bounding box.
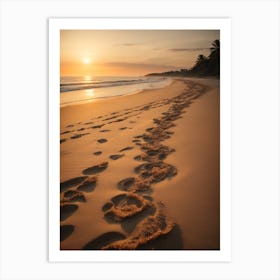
[60,30,219,77]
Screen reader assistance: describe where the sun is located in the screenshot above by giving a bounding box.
[82,57,90,64]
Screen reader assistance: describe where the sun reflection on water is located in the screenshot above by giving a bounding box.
[86,89,95,97]
[84,75,92,81]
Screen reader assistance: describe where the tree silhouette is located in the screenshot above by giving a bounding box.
[146,39,220,78]
[210,39,220,56]
[208,39,220,76]
[190,39,220,77]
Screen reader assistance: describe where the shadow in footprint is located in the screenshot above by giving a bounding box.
[60,225,75,242]
[119,146,134,152]
[82,232,126,250]
[62,191,86,203]
[117,177,135,191]
[93,151,102,156]
[97,138,108,143]
[60,176,87,192]
[60,204,78,221]
[121,204,156,234]
[102,202,113,212]
[71,133,89,139]
[64,189,79,198]
[136,224,183,250]
[77,176,97,192]
[91,124,104,129]
[61,130,71,135]
[109,154,124,160]
[82,162,108,175]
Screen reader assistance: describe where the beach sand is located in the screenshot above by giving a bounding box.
[60,78,220,250]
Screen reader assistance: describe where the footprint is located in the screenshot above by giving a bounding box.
[97,138,107,143]
[82,162,108,175]
[119,127,127,130]
[134,162,177,183]
[82,232,126,250]
[93,151,102,156]
[120,202,156,234]
[62,191,86,203]
[64,190,79,197]
[117,177,135,191]
[136,224,183,250]
[60,204,79,221]
[102,202,174,250]
[60,176,87,192]
[77,176,97,192]
[109,154,124,160]
[66,124,74,128]
[119,146,134,152]
[137,145,175,162]
[71,133,89,139]
[100,129,111,133]
[117,177,151,192]
[61,130,71,135]
[134,154,144,161]
[145,127,154,132]
[60,225,75,242]
[91,124,104,129]
[114,118,125,122]
[103,193,151,222]
[102,202,114,212]
[104,116,118,121]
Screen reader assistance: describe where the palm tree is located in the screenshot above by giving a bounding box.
[190,54,209,75]
[196,54,207,64]
[210,39,220,56]
[208,39,220,76]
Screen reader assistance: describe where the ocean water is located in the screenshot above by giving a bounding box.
[60,76,172,106]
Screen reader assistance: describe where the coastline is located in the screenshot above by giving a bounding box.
[60,78,220,250]
[60,76,172,108]
[60,79,180,127]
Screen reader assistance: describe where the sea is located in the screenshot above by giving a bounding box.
[60,76,172,106]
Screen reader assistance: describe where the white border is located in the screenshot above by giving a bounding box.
[49,18,231,262]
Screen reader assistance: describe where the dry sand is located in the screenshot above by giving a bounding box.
[59,78,220,250]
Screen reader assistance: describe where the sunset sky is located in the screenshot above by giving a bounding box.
[60,30,219,77]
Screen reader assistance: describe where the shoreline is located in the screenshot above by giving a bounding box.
[60,79,183,127]
[60,78,220,250]
[60,77,173,108]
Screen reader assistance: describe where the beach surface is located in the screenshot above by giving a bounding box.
[60,78,220,250]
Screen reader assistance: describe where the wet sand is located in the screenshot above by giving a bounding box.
[59,78,220,250]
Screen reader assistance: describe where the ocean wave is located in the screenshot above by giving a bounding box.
[60,77,163,93]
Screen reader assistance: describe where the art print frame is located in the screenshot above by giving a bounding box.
[49,17,231,262]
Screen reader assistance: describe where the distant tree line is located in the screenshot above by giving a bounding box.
[147,39,220,78]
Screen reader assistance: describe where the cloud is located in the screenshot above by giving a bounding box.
[168,47,210,52]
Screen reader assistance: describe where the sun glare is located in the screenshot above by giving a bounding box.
[84,75,92,81]
[82,58,90,64]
